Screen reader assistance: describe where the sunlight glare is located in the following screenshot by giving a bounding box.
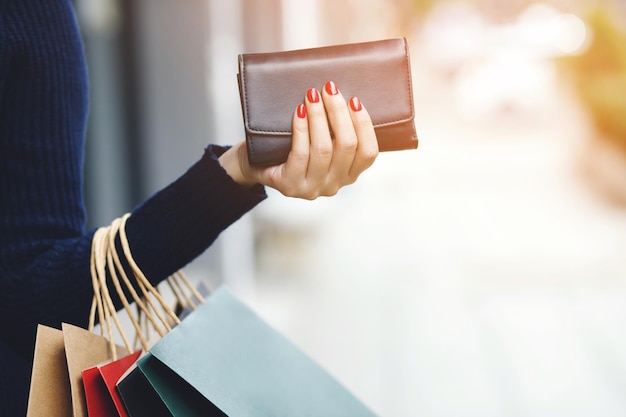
[550,13,588,55]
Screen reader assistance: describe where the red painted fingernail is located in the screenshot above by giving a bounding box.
[307,88,320,103]
[325,80,339,95]
[297,103,306,118]
[349,96,362,112]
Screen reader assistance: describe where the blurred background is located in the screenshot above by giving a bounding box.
[75,0,626,415]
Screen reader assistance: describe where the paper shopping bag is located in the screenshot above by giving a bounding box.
[98,350,142,417]
[134,286,378,417]
[133,353,225,416]
[116,364,175,417]
[81,349,142,417]
[63,323,128,417]
[26,325,73,417]
[82,365,119,417]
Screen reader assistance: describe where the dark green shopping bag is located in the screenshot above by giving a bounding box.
[117,286,378,417]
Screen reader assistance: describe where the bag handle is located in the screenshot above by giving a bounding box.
[88,213,205,360]
[89,227,133,360]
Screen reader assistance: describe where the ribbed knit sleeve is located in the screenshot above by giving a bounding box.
[0,2,266,414]
[126,145,266,283]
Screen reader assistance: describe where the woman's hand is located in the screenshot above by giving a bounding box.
[219,81,379,199]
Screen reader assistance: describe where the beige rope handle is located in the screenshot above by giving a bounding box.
[88,213,206,357]
[101,218,160,352]
[117,214,180,327]
[174,270,205,306]
[105,217,183,348]
[105,217,167,345]
[114,214,180,337]
[167,272,202,311]
[90,222,149,358]
[88,228,105,334]
[98,227,137,355]
[105,227,170,339]
[107,215,174,344]
[114,213,204,318]
[90,227,130,361]
[166,276,188,310]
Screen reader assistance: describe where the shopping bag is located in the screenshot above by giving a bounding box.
[122,286,378,417]
[98,350,143,417]
[86,214,205,417]
[81,349,142,417]
[116,364,176,417]
[71,218,163,417]
[82,365,119,417]
[126,353,224,416]
[26,214,192,417]
[63,323,129,417]
[25,323,128,417]
[26,325,73,417]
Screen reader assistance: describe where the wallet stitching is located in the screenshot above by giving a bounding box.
[402,38,416,131]
[242,59,292,136]
[242,38,415,135]
[240,58,257,158]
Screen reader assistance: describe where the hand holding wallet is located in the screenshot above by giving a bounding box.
[237,38,419,167]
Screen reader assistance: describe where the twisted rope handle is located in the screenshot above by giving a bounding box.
[89,227,133,360]
[88,213,205,359]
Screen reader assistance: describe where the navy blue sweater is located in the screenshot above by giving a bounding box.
[0,1,265,414]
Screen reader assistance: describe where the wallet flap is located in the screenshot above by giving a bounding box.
[238,38,415,136]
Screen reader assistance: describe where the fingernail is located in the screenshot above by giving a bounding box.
[297,103,306,118]
[307,88,320,103]
[349,96,362,112]
[325,80,339,95]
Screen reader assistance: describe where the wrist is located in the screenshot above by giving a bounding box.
[218,142,257,187]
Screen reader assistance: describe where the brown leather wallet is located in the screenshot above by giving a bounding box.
[237,38,419,166]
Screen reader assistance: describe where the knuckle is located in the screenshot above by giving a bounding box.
[324,186,340,197]
[306,184,327,200]
[338,134,358,152]
[342,174,357,186]
[320,183,340,197]
[280,184,299,198]
[360,144,379,164]
[297,187,319,200]
[313,143,333,159]
[279,182,319,200]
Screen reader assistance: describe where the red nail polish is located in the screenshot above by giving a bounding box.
[350,96,362,112]
[297,103,306,118]
[325,81,338,95]
[307,88,320,103]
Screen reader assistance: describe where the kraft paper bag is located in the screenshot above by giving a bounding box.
[134,287,378,417]
[26,324,72,417]
[62,323,128,417]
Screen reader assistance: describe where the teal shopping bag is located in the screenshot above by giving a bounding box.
[119,286,378,417]
[116,330,228,415]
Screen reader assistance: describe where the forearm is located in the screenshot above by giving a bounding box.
[125,145,266,284]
